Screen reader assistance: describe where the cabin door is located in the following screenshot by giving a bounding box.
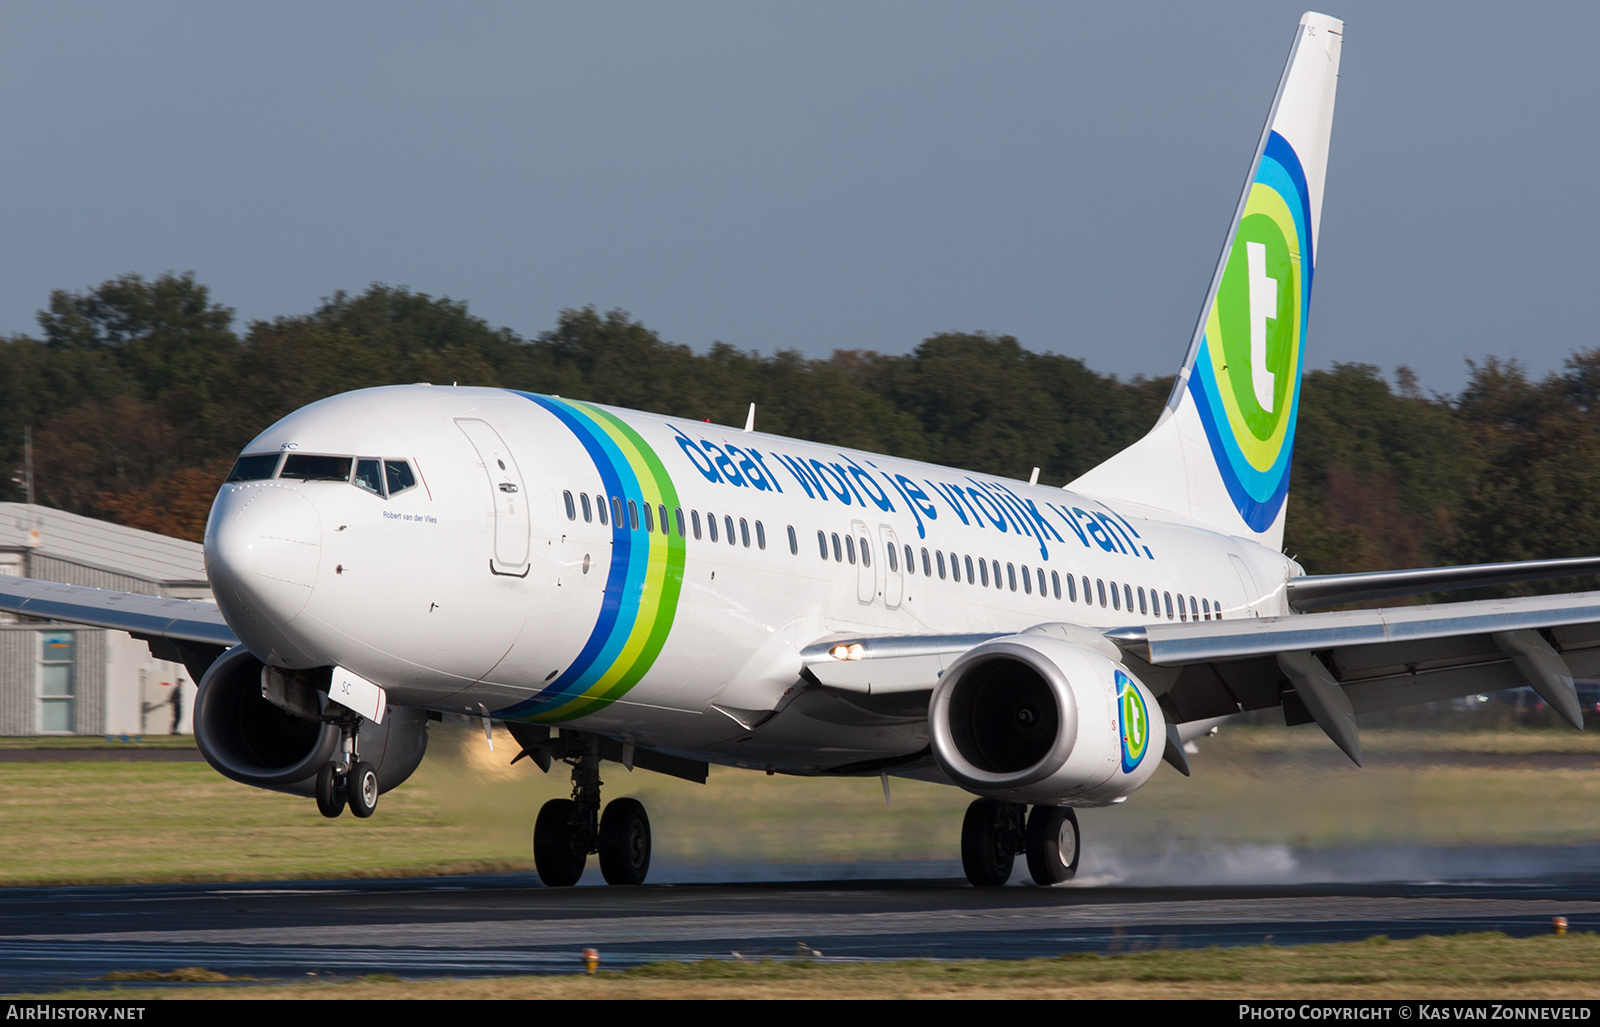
[456,418,531,577]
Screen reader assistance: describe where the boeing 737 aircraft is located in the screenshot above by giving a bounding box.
[10,12,1600,888]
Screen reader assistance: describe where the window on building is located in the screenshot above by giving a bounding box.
[38,631,73,734]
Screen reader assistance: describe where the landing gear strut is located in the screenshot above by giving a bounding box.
[532,731,654,887]
[960,798,1080,887]
[314,712,379,820]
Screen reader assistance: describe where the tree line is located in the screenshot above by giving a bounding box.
[3,272,1596,587]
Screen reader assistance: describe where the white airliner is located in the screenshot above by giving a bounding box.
[10,12,1600,888]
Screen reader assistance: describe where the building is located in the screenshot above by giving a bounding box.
[0,504,210,736]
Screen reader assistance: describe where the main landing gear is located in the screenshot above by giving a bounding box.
[960,798,1080,887]
[314,713,379,820]
[532,731,653,887]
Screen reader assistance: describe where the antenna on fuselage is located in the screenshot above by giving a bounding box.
[743,403,756,433]
[1028,467,1040,486]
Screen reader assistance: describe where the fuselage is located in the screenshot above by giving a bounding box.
[204,385,1296,772]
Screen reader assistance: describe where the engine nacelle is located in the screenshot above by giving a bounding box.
[193,644,430,798]
[928,633,1165,806]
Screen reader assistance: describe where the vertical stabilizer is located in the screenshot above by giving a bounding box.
[1068,13,1342,552]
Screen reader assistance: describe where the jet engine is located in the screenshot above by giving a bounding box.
[928,633,1164,806]
[193,644,429,797]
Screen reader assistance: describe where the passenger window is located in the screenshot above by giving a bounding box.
[1020,565,1030,594]
[845,535,856,565]
[641,501,653,532]
[1124,584,1133,611]
[739,518,750,548]
[887,544,898,572]
[225,453,281,482]
[1164,591,1174,619]
[756,521,766,550]
[922,548,932,577]
[581,494,593,522]
[708,513,719,542]
[905,545,915,574]
[384,460,417,496]
[1111,581,1120,610]
[1008,563,1018,592]
[597,496,608,526]
[832,533,842,561]
[692,510,702,539]
[1214,599,1223,620]
[1052,571,1062,600]
[675,508,685,536]
[860,540,870,567]
[1097,579,1107,607]
[356,459,385,497]
[281,454,353,482]
[724,515,735,545]
[818,530,827,559]
[1138,587,1147,615]
[628,500,640,531]
[562,490,576,519]
[659,505,669,535]
[964,556,975,583]
[612,497,624,526]
[1202,598,1211,621]
[979,560,989,587]
[1036,568,1046,596]
[1190,596,1199,620]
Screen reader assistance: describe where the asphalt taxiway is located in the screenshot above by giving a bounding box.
[3,846,1600,992]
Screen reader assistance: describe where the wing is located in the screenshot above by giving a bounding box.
[804,590,1600,769]
[0,576,236,680]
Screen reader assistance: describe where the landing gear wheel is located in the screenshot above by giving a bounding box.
[315,763,346,819]
[961,798,1020,887]
[1025,806,1080,885]
[598,798,652,885]
[534,798,587,887]
[348,761,379,818]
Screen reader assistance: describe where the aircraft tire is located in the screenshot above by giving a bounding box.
[598,797,652,886]
[1024,805,1080,885]
[315,763,345,819]
[534,798,587,887]
[348,762,379,818]
[960,798,1016,887]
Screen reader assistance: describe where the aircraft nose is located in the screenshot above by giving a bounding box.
[206,484,324,636]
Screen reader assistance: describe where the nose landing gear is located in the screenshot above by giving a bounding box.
[314,714,379,819]
[959,798,1081,887]
[530,731,654,887]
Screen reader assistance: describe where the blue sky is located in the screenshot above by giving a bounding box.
[0,2,1592,393]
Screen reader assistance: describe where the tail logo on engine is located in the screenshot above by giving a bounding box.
[1115,670,1149,774]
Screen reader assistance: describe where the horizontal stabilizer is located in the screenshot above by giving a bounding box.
[1286,556,1600,611]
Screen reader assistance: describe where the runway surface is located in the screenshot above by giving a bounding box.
[4,846,1600,992]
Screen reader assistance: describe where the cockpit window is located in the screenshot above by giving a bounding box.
[281,454,353,482]
[225,453,281,482]
[354,459,383,496]
[384,460,417,497]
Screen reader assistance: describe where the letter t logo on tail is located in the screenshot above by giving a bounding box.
[1247,240,1278,413]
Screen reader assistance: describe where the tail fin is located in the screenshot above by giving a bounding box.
[1069,12,1342,552]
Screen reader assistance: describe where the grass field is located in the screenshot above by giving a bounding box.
[0,722,1597,885]
[22,933,1600,1000]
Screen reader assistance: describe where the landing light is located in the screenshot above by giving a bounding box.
[829,643,865,661]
